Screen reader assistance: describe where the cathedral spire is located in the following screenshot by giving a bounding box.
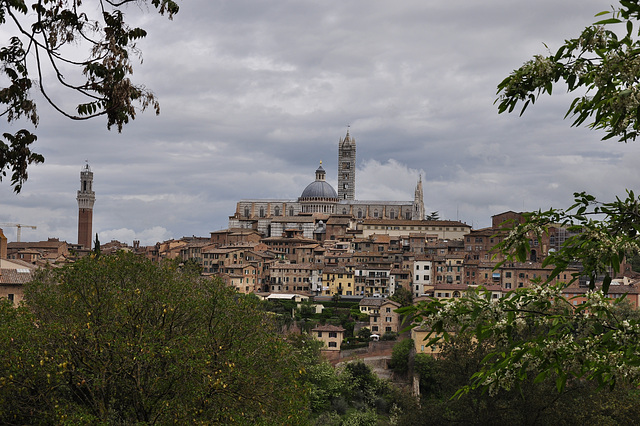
[412,174,425,220]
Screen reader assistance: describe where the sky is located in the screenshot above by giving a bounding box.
[2,0,639,246]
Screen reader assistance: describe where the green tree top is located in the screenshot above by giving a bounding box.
[0,252,309,423]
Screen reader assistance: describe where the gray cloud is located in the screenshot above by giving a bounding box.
[2,0,630,245]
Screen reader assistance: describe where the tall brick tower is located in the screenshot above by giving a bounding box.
[338,129,356,200]
[77,163,95,249]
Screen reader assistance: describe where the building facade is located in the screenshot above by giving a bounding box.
[228,130,427,239]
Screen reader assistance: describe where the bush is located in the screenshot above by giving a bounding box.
[381,331,398,341]
[390,338,414,374]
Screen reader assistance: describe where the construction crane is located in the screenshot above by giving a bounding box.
[0,223,37,242]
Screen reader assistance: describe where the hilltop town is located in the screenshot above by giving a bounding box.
[3,131,640,352]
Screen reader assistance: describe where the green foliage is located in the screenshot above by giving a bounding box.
[1,1,179,192]
[389,286,413,307]
[0,252,308,424]
[389,338,414,375]
[396,332,640,425]
[406,280,640,397]
[494,190,640,292]
[413,353,440,396]
[426,211,440,220]
[496,1,640,143]
[357,327,372,340]
[381,331,398,341]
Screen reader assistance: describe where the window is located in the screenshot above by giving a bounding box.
[274,206,280,216]
[385,317,392,322]
[372,326,379,332]
[329,331,337,338]
[244,206,250,217]
[386,327,392,332]
[386,307,391,313]
[317,331,323,337]
[328,342,337,348]
[7,294,14,304]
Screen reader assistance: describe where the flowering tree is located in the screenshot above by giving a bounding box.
[1,0,179,192]
[405,0,640,395]
[496,1,640,143]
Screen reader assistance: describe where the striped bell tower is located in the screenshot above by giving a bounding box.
[338,128,356,200]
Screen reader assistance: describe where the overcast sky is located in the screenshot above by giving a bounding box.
[2,0,638,246]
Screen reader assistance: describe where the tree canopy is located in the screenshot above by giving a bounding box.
[0,252,308,423]
[1,0,178,192]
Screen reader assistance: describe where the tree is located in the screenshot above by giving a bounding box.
[389,338,414,375]
[1,0,179,192]
[496,1,640,143]
[426,211,440,221]
[406,0,640,397]
[389,286,413,307]
[396,331,640,426]
[0,252,308,423]
[93,232,100,255]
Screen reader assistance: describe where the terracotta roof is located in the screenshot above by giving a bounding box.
[312,324,345,332]
[0,269,34,284]
[362,219,470,227]
[359,298,385,307]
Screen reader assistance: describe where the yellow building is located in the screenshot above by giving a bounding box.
[411,327,455,357]
[312,324,345,351]
[322,266,355,296]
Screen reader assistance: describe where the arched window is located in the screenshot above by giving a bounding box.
[244,206,250,217]
[274,206,280,216]
[358,210,363,219]
[259,207,265,217]
[289,207,294,216]
[374,209,379,218]
[389,210,396,219]
[342,208,347,214]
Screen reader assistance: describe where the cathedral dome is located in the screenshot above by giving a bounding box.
[299,163,338,201]
[300,180,338,199]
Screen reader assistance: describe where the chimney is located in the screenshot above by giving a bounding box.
[0,228,7,259]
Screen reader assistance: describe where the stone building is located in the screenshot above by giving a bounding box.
[228,130,426,239]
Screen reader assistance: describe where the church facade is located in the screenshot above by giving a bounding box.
[229,130,425,239]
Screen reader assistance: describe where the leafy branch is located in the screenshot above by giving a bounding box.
[0,0,179,192]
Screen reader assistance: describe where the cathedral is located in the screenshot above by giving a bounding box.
[229,130,425,239]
